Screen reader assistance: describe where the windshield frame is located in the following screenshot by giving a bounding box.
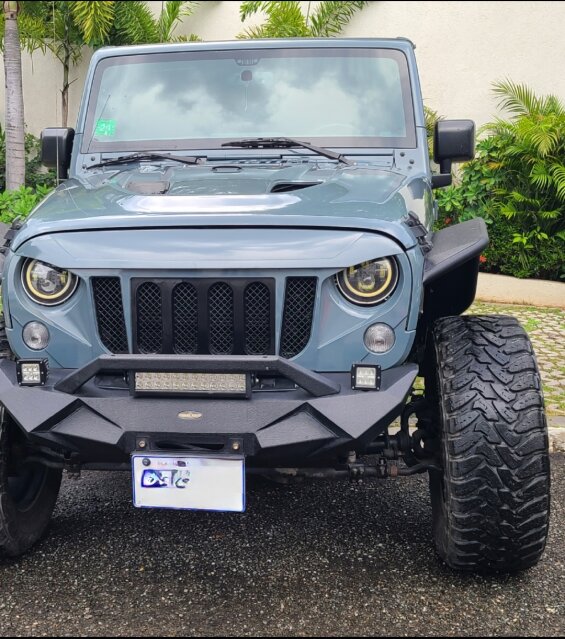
[82,47,417,155]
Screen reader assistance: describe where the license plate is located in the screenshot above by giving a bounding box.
[132,454,245,512]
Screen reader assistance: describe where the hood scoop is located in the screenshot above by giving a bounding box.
[127,180,170,195]
[270,181,321,194]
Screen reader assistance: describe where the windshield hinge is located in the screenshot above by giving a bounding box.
[393,149,421,172]
[81,153,103,170]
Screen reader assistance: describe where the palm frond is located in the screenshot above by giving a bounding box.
[239,1,308,38]
[309,1,370,37]
[111,0,158,44]
[70,1,115,45]
[157,1,198,42]
[493,79,541,117]
[550,164,565,202]
[13,12,48,52]
[239,1,265,21]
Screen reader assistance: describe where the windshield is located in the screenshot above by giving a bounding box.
[83,47,416,153]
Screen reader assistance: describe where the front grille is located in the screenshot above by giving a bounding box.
[92,277,128,353]
[208,282,234,355]
[280,277,317,359]
[244,282,272,355]
[94,276,317,359]
[132,279,276,356]
[172,283,198,354]
[136,282,163,354]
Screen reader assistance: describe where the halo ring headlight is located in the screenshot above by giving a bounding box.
[22,259,78,306]
[336,258,399,306]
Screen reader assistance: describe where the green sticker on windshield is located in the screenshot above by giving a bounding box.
[95,119,117,138]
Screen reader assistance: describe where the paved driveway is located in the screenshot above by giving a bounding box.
[0,457,563,637]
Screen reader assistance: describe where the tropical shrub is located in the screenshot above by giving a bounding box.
[0,184,53,224]
[0,125,56,191]
[436,82,565,281]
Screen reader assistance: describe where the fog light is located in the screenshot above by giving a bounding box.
[364,323,395,354]
[22,322,50,351]
[133,372,250,398]
[351,364,382,390]
[16,359,48,386]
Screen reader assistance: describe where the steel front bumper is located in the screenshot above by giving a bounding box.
[0,356,418,467]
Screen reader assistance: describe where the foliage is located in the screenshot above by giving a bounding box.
[485,80,565,246]
[0,126,56,192]
[0,1,47,54]
[0,184,53,224]
[238,1,369,39]
[70,0,201,45]
[0,1,201,52]
[0,1,201,127]
[435,83,565,281]
[424,106,441,161]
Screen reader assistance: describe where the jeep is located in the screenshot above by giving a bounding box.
[0,39,550,572]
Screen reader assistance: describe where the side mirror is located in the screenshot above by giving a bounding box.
[41,128,75,180]
[432,120,475,188]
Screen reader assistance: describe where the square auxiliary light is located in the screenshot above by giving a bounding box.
[351,364,382,391]
[132,371,251,398]
[17,359,48,387]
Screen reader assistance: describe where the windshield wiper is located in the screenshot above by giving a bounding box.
[221,137,353,166]
[87,152,202,170]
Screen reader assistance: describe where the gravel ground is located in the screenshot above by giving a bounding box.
[0,457,563,637]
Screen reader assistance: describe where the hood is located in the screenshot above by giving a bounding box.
[13,163,430,251]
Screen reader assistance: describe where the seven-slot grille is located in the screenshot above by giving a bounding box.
[92,276,317,358]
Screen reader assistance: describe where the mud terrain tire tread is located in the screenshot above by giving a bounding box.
[429,315,550,573]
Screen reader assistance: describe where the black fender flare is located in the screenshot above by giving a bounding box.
[422,218,489,320]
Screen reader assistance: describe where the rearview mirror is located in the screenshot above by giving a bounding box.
[432,120,475,188]
[41,127,75,180]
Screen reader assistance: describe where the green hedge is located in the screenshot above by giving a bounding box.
[435,82,565,282]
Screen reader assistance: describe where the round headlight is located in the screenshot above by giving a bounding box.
[336,258,398,306]
[22,259,78,306]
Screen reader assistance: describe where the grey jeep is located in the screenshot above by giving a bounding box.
[0,38,550,572]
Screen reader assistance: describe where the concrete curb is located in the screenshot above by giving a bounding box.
[549,417,565,454]
[549,428,565,454]
[476,273,565,309]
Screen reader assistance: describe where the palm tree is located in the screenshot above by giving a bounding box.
[1,1,48,190]
[239,1,370,39]
[3,1,25,190]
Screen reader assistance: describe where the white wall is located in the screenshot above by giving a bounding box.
[2,0,564,135]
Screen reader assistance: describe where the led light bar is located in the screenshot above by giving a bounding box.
[17,359,48,387]
[132,372,251,398]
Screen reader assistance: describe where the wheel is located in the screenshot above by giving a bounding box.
[0,407,62,557]
[426,315,550,573]
[0,316,62,557]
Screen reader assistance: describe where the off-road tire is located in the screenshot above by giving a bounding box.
[0,316,62,557]
[427,315,550,573]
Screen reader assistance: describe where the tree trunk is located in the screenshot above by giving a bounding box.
[61,49,70,128]
[3,3,26,191]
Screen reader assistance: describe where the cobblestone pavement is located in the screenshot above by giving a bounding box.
[469,303,565,417]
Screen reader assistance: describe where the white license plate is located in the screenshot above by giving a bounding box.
[132,454,245,512]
